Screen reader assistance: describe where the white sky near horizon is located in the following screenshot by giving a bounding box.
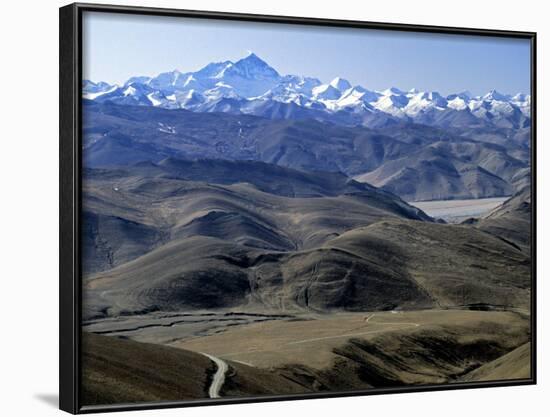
[82,11,531,96]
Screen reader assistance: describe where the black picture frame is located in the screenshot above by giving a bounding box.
[59,3,537,414]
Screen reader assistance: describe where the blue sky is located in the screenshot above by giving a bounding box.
[83,11,531,96]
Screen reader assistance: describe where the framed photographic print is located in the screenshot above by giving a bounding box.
[59,3,536,414]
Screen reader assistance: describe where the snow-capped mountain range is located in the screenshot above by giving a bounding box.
[83,52,531,129]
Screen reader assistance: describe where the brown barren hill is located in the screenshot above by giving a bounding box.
[477,187,531,252]
[81,332,213,406]
[81,332,307,406]
[461,342,531,382]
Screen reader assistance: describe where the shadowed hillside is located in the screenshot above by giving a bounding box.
[355,146,515,201]
[476,187,532,252]
[461,342,531,382]
[326,220,530,309]
[82,159,430,275]
[277,314,529,390]
[85,219,529,319]
[82,332,305,406]
[82,332,213,405]
[83,102,529,201]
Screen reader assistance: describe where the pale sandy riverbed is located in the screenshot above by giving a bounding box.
[410,196,510,223]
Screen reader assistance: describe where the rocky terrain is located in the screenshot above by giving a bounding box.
[80,53,533,407]
[83,101,529,202]
[82,158,531,321]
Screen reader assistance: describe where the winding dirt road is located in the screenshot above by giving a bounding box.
[201,353,229,398]
[193,313,422,390]
[217,313,421,355]
[286,313,419,345]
